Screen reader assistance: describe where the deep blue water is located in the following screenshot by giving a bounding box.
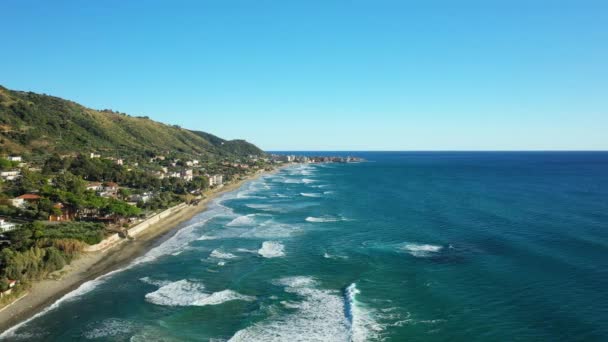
[3,152,608,341]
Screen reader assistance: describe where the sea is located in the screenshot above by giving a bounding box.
[2,152,608,341]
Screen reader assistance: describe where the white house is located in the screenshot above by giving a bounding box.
[86,182,103,191]
[0,170,21,181]
[181,169,193,181]
[0,219,17,232]
[208,174,223,187]
[7,156,22,162]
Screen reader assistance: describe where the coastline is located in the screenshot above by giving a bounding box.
[0,168,275,334]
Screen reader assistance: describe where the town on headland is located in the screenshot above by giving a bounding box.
[0,85,361,322]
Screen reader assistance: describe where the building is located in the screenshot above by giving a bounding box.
[0,170,21,181]
[7,156,22,162]
[208,174,223,187]
[181,169,193,181]
[48,203,75,222]
[0,219,17,232]
[11,194,41,208]
[86,182,103,191]
[90,153,101,159]
[103,182,119,192]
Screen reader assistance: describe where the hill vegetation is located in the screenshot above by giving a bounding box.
[0,85,264,159]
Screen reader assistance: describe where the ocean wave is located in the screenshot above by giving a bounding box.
[145,279,253,307]
[302,178,317,184]
[197,235,217,241]
[139,277,172,287]
[258,241,286,258]
[300,192,322,198]
[209,249,238,259]
[83,318,137,339]
[227,214,259,226]
[145,279,208,306]
[345,283,383,342]
[240,221,301,239]
[246,203,285,213]
[191,290,255,306]
[323,252,348,260]
[306,216,342,223]
[401,243,443,257]
[229,276,349,342]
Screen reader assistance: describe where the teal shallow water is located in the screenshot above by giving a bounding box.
[3,152,608,341]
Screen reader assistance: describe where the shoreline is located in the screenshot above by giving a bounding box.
[0,168,275,334]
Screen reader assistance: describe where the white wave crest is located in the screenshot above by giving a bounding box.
[258,241,285,258]
[145,279,253,307]
[302,178,317,184]
[401,243,443,257]
[192,290,255,306]
[229,276,349,342]
[83,318,137,339]
[145,279,208,306]
[197,235,217,241]
[210,249,238,259]
[300,192,322,198]
[346,283,383,342]
[227,214,258,226]
[306,216,342,223]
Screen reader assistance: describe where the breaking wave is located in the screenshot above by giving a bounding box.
[209,249,238,259]
[229,276,350,342]
[300,192,322,198]
[401,243,443,257]
[258,241,286,258]
[145,279,253,307]
[345,283,383,342]
[306,216,343,223]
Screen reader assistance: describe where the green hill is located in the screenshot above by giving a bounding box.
[0,85,264,159]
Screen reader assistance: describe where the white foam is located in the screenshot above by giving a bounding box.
[192,290,255,306]
[236,248,258,254]
[300,192,322,198]
[227,214,258,226]
[258,241,286,258]
[401,243,443,257]
[302,178,317,184]
[83,318,136,339]
[145,279,253,307]
[139,277,172,287]
[306,216,341,223]
[229,276,350,342]
[197,235,217,241]
[246,203,284,213]
[145,279,208,306]
[210,249,238,259]
[346,283,383,342]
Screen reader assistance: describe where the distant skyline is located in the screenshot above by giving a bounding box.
[1,0,607,151]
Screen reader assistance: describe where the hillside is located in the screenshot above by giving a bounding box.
[0,85,264,159]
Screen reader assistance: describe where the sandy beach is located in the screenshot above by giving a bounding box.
[0,169,273,334]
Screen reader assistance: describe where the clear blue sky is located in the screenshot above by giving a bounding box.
[1,0,606,150]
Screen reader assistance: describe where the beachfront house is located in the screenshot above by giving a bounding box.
[11,194,42,208]
[0,170,21,181]
[208,174,224,187]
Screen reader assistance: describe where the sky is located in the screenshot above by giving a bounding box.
[1,0,607,151]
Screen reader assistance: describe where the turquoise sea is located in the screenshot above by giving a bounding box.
[2,152,608,341]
